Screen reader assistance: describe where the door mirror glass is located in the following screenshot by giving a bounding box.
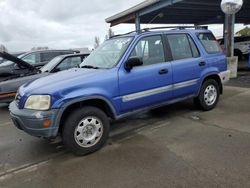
[125,56,143,71]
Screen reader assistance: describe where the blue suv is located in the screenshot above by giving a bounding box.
[9,27,230,155]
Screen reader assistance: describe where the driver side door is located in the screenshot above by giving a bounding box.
[118,35,173,113]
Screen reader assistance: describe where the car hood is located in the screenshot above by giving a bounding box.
[19,68,115,97]
[0,51,37,71]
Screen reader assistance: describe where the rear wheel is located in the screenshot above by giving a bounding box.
[194,79,219,111]
[62,106,110,155]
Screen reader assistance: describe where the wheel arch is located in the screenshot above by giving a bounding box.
[57,96,117,133]
[198,73,223,95]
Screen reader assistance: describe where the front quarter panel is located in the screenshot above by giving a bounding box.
[49,69,120,115]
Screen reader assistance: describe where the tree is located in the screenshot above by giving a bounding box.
[236,27,250,36]
[31,46,49,51]
[0,44,8,52]
[94,36,100,49]
[105,28,115,40]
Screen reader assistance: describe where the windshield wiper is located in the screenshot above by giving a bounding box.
[81,65,99,69]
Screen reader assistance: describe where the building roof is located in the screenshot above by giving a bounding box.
[106,0,250,26]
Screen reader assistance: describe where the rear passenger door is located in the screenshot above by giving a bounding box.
[166,33,206,98]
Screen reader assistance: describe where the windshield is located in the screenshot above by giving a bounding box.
[18,53,27,59]
[80,37,132,69]
[0,53,28,67]
[40,56,63,72]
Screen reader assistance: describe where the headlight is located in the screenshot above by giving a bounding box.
[24,95,51,110]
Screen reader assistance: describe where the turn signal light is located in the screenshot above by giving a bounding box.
[42,120,51,127]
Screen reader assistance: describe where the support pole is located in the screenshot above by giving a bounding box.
[231,14,235,56]
[135,13,141,32]
[226,14,233,57]
[223,15,228,52]
[225,13,238,78]
[226,14,235,57]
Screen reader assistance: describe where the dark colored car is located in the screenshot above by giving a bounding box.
[0,53,89,103]
[0,49,79,79]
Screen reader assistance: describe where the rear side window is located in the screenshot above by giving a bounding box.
[198,33,222,53]
[167,34,194,60]
[41,52,61,62]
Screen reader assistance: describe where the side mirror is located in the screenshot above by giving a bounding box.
[125,56,143,71]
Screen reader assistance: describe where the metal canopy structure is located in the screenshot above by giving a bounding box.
[106,0,250,27]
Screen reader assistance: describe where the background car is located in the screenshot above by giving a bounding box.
[218,36,250,60]
[0,49,80,78]
[0,53,89,103]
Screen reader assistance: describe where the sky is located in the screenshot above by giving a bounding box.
[0,0,247,52]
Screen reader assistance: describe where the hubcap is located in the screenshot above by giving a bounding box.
[204,85,217,106]
[74,116,103,148]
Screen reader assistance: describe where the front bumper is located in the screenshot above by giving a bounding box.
[9,101,60,138]
[219,70,231,84]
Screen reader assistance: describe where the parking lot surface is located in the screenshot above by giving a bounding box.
[0,86,250,188]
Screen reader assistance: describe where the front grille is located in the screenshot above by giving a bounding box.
[15,93,21,107]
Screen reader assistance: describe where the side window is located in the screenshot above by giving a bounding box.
[22,53,40,64]
[41,52,61,62]
[55,56,81,71]
[51,52,61,58]
[187,35,200,58]
[60,51,73,55]
[69,57,82,67]
[167,34,193,60]
[198,33,222,53]
[129,35,165,66]
[41,52,51,62]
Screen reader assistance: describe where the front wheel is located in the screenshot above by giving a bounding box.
[194,79,220,111]
[62,106,110,155]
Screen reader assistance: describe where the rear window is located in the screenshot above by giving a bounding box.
[198,33,222,54]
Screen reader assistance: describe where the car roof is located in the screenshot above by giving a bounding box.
[21,49,79,56]
[111,27,211,39]
[59,53,90,58]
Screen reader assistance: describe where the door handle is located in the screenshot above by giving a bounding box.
[159,69,168,75]
[199,62,206,66]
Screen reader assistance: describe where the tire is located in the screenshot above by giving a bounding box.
[62,106,110,155]
[194,79,220,111]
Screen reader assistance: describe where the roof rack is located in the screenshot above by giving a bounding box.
[142,25,208,31]
[110,25,208,38]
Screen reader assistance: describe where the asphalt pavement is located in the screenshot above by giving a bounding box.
[0,86,250,188]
